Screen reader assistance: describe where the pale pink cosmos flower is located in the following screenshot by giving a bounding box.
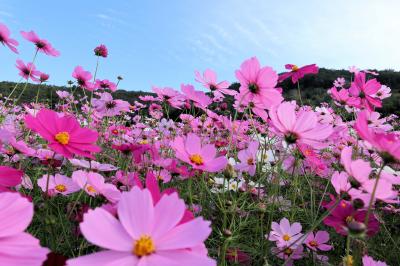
[15,59,41,82]
[269,102,333,148]
[331,171,351,195]
[37,173,80,195]
[333,77,346,88]
[271,244,304,266]
[362,255,387,266]
[92,92,130,117]
[0,192,49,265]
[267,217,303,248]
[235,57,283,110]
[372,85,391,100]
[72,66,95,91]
[72,170,121,203]
[69,158,118,172]
[304,231,332,251]
[329,87,358,107]
[172,133,227,172]
[195,69,236,98]
[152,86,185,109]
[181,84,212,110]
[21,30,60,56]
[235,141,259,176]
[278,64,319,84]
[0,22,19,53]
[67,187,216,266]
[349,72,382,111]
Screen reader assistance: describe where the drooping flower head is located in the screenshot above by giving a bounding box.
[21,30,60,56]
[0,22,19,53]
[67,187,216,266]
[24,108,101,159]
[278,64,319,84]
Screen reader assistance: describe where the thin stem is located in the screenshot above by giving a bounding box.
[364,164,385,226]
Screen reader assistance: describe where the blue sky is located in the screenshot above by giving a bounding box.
[1,0,400,91]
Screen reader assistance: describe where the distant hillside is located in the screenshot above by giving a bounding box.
[1,68,400,115]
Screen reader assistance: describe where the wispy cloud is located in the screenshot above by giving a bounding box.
[0,10,13,18]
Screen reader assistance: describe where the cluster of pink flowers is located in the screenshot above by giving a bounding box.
[0,21,397,266]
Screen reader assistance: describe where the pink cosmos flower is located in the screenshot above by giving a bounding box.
[92,92,130,117]
[94,44,108,57]
[349,72,382,111]
[0,192,49,265]
[181,84,212,110]
[172,133,227,172]
[37,174,80,195]
[69,158,118,172]
[235,141,259,176]
[0,166,23,192]
[66,187,216,266]
[0,22,19,53]
[24,108,101,159]
[329,87,358,107]
[15,59,41,82]
[278,64,319,83]
[72,170,121,203]
[271,244,304,265]
[362,255,387,266]
[39,72,50,83]
[20,30,60,56]
[304,231,332,251]
[235,57,283,109]
[372,85,391,100]
[152,86,185,109]
[269,102,333,148]
[72,66,95,91]
[95,79,117,92]
[195,69,236,98]
[267,217,303,248]
[355,111,400,163]
[333,77,346,88]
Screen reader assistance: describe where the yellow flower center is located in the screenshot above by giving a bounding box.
[284,248,293,255]
[291,65,299,71]
[133,235,155,257]
[190,154,204,165]
[55,132,70,145]
[283,234,291,241]
[86,185,96,193]
[345,216,354,224]
[139,139,148,145]
[55,184,67,192]
[343,255,354,266]
[309,240,318,247]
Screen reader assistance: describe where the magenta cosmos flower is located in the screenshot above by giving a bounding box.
[67,187,216,266]
[0,166,23,192]
[24,108,101,159]
[15,59,41,82]
[72,66,95,91]
[0,22,19,53]
[278,64,319,84]
[152,86,185,109]
[269,102,333,148]
[172,133,227,172]
[0,192,49,265]
[95,79,117,92]
[195,69,236,98]
[349,72,382,111]
[235,57,283,109]
[355,111,400,163]
[20,30,60,56]
[94,44,108,58]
